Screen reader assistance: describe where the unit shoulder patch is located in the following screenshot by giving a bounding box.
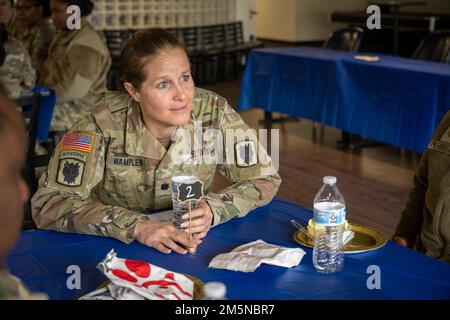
[235,140,257,167]
[56,158,86,187]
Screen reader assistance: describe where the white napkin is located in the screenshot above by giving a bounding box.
[208,239,306,272]
[342,230,355,246]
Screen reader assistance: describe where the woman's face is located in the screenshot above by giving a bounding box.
[49,0,68,30]
[125,46,195,138]
[15,0,43,27]
[0,0,14,25]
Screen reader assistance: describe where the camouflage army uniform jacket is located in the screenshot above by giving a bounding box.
[31,88,282,243]
[14,18,54,77]
[0,36,36,98]
[39,18,111,131]
[395,111,450,263]
[0,270,47,300]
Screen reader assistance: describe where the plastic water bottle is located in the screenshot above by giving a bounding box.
[312,176,346,274]
[171,154,199,228]
[202,282,227,300]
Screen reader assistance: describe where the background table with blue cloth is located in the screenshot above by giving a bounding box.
[238,47,450,153]
[7,198,450,300]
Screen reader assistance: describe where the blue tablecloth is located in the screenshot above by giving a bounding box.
[7,198,450,300]
[238,47,450,152]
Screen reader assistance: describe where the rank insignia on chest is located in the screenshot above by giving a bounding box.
[235,140,257,167]
[56,158,85,187]
[60,133,94,153]
[161,183,170,191]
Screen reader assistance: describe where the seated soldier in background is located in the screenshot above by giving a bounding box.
[0,23,36,98]
[0,84,46,299]
[0,0,20,36]
[39,0,111,132]
[14,0,54,78]
[393,110,450,264]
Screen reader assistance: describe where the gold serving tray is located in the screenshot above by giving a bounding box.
[98,274,204,300]
[294,223,387,254]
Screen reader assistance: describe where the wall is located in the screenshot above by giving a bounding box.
[89,0,237,30]
[254,0,450,43]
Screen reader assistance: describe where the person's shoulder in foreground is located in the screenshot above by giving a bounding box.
[394,110,450,263]
[0,84,47,299]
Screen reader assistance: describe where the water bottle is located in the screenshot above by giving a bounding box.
[312,176,346,274]
[202,282,227,300]
[171,154,199,228]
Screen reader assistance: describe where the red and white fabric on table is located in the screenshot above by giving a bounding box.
[80,250,194,300]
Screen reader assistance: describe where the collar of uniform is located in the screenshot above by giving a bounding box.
[125,99,196,160]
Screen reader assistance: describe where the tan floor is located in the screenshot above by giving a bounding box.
[204,79,419,238]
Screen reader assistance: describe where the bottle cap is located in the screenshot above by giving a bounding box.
[323,176,337,185]
[203,282,226,299]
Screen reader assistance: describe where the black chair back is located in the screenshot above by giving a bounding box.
[15,92,44,230]
[412,31,450,63]
[103,30,134,90]
[323,27,364,52]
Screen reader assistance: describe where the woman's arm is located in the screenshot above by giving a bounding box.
[204,102,282,226]
[31,116,145,243]
[41,44,109,104]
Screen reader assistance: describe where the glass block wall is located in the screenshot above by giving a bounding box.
[89,0,237,30]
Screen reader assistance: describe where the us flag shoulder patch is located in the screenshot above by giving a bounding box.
[60,133,94,153]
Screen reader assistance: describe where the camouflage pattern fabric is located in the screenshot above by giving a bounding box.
[14,18,54,78]
[32,88,282,244]
[39,18,111,131]
[0,270,47,300]
[0,36,35,98]
[395,110,450,263]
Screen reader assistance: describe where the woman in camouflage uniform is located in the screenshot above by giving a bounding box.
[0,23,36,98]
[32,28,282,255]
[39,0,111,131]
[14,0,54,77]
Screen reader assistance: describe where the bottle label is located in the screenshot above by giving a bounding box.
[314,207,346,226]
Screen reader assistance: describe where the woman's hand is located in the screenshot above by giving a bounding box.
[133,219,200,254]
[180,199,213,240]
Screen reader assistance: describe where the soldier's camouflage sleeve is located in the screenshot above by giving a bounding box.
[46,45,109,104]
[0,38,35,98]
[204,101,282,226]
[28,24,53,77]
[0,270,47,300]
[394,152,427,244]
[31,115,147,244]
